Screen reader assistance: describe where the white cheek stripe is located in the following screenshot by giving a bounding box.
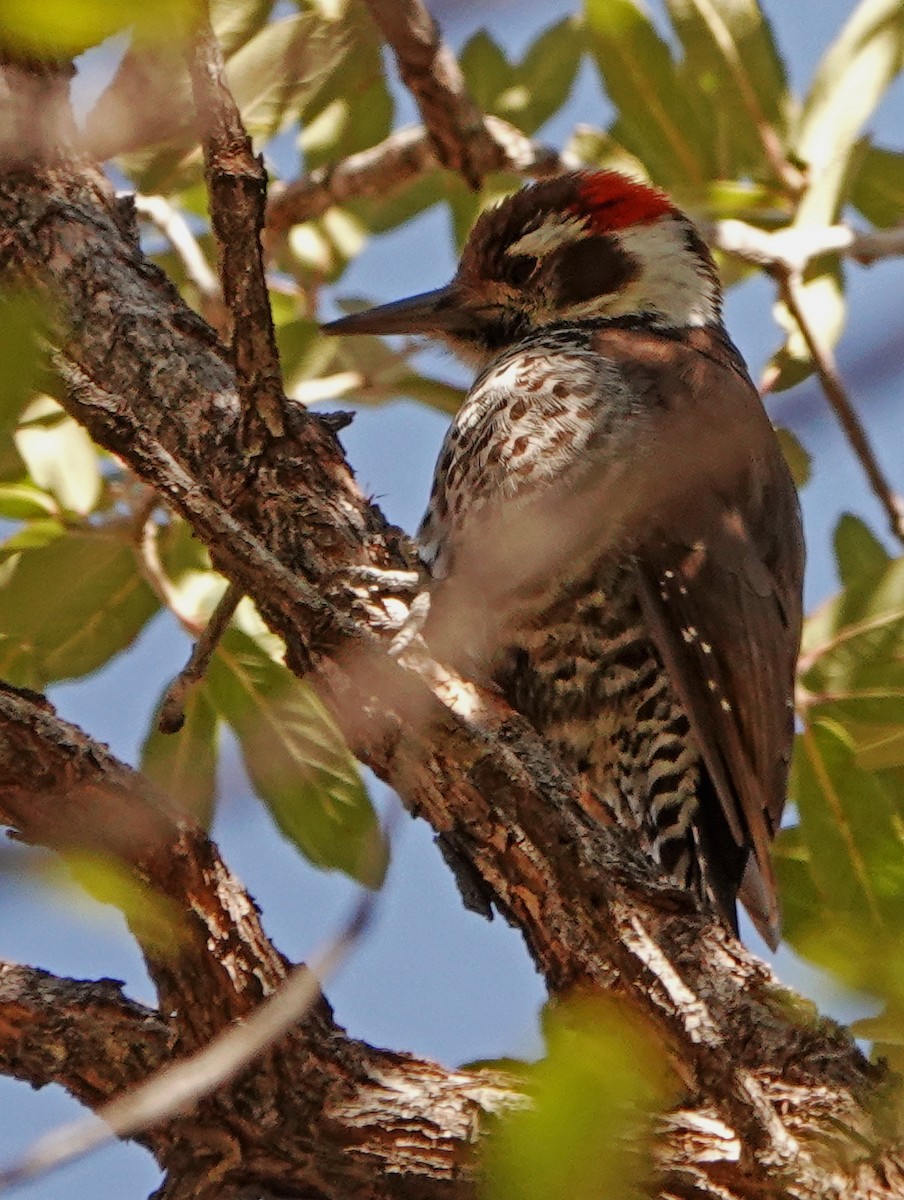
[608,219,719,327]
[507,213,588,259]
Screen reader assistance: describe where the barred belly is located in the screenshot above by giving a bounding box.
[492,563,707,898]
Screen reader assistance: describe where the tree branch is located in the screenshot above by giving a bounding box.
[778,269,904,549]
[0,684,516,1199]
[360,0,504,188]
[2,51,904,1200]
[0,961,172,1115]
[186,12,285,442]
[2,123,902,1199]
[266,117,566,236]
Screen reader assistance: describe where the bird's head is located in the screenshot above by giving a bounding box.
[322,171,722,366]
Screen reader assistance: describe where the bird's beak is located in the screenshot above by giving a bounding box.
[321,284,467,337]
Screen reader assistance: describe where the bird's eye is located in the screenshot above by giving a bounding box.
[505,254,537,288]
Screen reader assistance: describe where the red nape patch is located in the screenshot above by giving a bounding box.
[573,172,675,232]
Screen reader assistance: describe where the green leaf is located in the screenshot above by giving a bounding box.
[95,8,348,187]
[851,144,904,227]
[772,824,824,939]
[211,0,276,57]
[0,0,194,55]
[584,0,711,185]
[285,208,369,284]
[142,686,219,827]
[781,721,904,1004]
[0,292,52,435]
[227,13,347,144]
[277,319,338,397]
[834,513,890,589]
[0,518,65,559]
[483,995,674,1200]
[0,482,58,521]
[800,549,904,683]
[460,31,512,113]
[297,0,393,170]
[0,530,159,688]
[344,170,447,237]
[207,628,386,886]
[514,18,583,133]
[15,402,103,516]
[58,852,185,954]
[790,720,904,927]
[461,21,582,136]
[774,427,811,488]
[795,0,904,228]
[666,0,791,178]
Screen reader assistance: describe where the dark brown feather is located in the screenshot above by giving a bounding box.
[591,325,805,945]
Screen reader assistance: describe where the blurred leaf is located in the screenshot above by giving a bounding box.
[460,31,512,112]
[142,685,219,827]
[61,852,185,954]
[0,530,159,688]
[849,1008,904,1043]
[96,9,348,188]
[851,144,904,227]
[795,0,904,228]
[800,545,904,684]
[565,125,646,174]
[483,995,674,1200]
[207,628,386,886]
[344,170,447,237]
[394,372,465,415]
[774,427,811,487]
[211,0,276,56]
[0,292,52,435]
[773,824,824,937]
[767,0,904,387]
[298,0,393,170]
[585,0,711,185]
[515,18,583,133]
[0,0,193,55]
[0,518,65,559]
[834,513,890,589]
[666,0,791,178]
[286,207,369,283]
[15,402,103,516]
[277,319,338,394]
[799,536,904,764]
[460,19,582,136]
[851,723,904,771]
[85,39,190,169]
[326,323,464,410]
[780,721,904,1005]
[0,482,58,521]
[227,13,346,144]
[790,720,904,926]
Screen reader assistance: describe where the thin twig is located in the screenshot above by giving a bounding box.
[133,499,203,635]
[132,192,228,333]
[186,12,285,443]
[778,270,904,549]
[0,891,376,1195]
[157,581,243,733]
[132,193,221,302]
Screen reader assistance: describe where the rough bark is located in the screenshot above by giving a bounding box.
[0,49,903,1200]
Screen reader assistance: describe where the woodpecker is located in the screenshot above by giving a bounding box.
[324,171,804,946]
